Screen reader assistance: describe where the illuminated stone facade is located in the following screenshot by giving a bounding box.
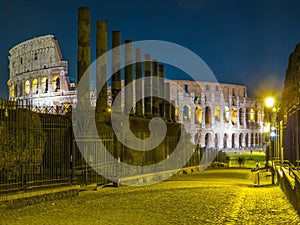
[168,80,264,148]
[7,35,76,107]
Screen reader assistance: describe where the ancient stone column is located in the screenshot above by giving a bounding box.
[96,20,108,115]
[77,7,90,90]
[135,48,143,117]
[144,54,152,118]
[152,60,159,117]
[164,82,171,121]
[111,31,121,113]
[124,40,133,115]
[158,64,165,118]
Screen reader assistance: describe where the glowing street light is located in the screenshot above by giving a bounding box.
[265,97,275,108]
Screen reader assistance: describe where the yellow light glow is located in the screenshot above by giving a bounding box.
[265,97,275,108]
[264,123,270,133]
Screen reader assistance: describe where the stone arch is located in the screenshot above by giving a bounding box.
[215,133,219,148]
[250,108,255,122]
[183,105,191,120]
[205,106,211,124]
[214,106,221,122]
[195,106,202,124]
[32,78,38,94]
[205,133,212,148]
[239,108,245,125]
[251,133,255,146]
[41,77,48,93]
[223,133,228,148]
[24,80,30,95]
[224,106,230,123]
[239,133,244,148]
[232,133,237,148]
[246,108,250,127]
[231,108,238,125]
[52,76,60,92]
[245,133,249,147]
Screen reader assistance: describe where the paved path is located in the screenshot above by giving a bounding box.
[0,169,299,224]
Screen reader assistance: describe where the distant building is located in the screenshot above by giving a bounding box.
[168,80,264,148]
[7,35,76,108]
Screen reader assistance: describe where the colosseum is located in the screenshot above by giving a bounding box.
[7,35,76,113]
[168,80,264,148]
[7,35,265,150]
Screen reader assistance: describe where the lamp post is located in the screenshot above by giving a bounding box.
[264,97,275,167]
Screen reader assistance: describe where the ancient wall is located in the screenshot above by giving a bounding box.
[7,35,76,107]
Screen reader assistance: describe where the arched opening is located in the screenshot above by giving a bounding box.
[52,76,60,92]
[32,78,38,94]
[205,133,211,148]
[215,133,219,148]
[231,108,238,125]
[183,105,191,120]
[250,108,255,122]
[194,132,199,144]
[10,84,15,98]
[24,80,30,95]
[195,106,202,124]
[223,133,228,148]
[232,133,237,148]
[214,106,221,122]
[257,110,261,123]
[41,77,48,93]
[255,133,259,146]
[251,133,255,146]
[245,133,249,147]
[224,106,230,123]
[246,108,250,127]
[205,106,211,124]
[239,133,244,148]
[239,108,244,125]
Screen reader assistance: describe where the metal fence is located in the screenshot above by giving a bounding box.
[0,103,73,194]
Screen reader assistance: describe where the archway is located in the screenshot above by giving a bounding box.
[195,106,202,124]
[205,133,212,148]
[24,80,30,95]
[183,105,191,120]
[223,133,228,148]
[239,133,244,148]
[41,77,48,93]
[32,78,38,94]
[245,133,249,147]
[205,106,211,125]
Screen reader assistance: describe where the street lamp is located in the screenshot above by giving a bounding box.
[264,97,275,169]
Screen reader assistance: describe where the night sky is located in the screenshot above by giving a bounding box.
[1,0,300,98]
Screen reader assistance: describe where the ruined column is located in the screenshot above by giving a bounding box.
[96,20,108,115]
[135,48,143,117]
[77,7,90,93]
[158,64,165,118]
[144,54,152,118]
[164,82,171,121]
[111,31,121,113]
[124,40,133,115]
[152,60,159,117]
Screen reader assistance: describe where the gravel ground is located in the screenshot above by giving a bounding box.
[0,169,299,225]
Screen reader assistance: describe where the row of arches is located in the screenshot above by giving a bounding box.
[10,76,60,98]
[197,132,264,148]
[181,105,262,126]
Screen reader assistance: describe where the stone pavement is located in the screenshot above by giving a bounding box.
[0,169,299,225]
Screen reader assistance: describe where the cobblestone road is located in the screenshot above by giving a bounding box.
[0,169,299,225]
